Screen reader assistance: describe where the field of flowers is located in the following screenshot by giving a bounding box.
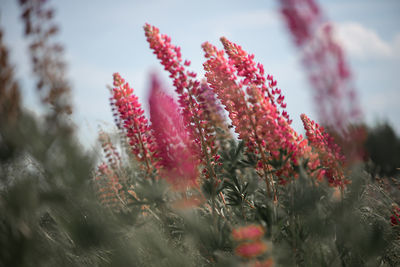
[1,0,399,266]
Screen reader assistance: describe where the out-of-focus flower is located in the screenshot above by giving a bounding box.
[235,241,268,259]
[232,224,265,241]
[149,73,199,189]
[279,0,362,133]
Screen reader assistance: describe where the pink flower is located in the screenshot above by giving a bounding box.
[235,241,267,259]
[149,73,199,189]
[279,0,362,133]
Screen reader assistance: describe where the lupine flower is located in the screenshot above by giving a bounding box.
[111,72,159,173]
[220,37,291,124]
[202,41,308,190]
[232,224,265,241]
[149,73,199,189]
[279,0,362,133]
[301,113,348,187]
[235,241,268,259]
[144,23,220,179]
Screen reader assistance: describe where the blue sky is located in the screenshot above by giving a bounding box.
[1,0,399,150]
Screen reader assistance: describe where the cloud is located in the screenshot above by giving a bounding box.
[335,22,399,60]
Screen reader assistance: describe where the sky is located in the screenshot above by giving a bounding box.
[1,0,399,151]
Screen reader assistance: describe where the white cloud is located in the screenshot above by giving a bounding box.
[335,22,399,60]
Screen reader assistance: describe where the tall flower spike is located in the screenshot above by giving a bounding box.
[149,73,199,189]
[94,163,128,211]
[279,0,362,133]
[111,73,159,173]
[144,24,220,180]
[220,37,291,123]
[203,41,308,193]
[301,113,347,187]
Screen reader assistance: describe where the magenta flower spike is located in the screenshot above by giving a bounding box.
[149,73,199,189]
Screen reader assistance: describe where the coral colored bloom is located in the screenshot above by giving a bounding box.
[202,40,310,188]
[232,225,265,241]
[149,73,199,189]
[220,37,291,124]
[301,113,347,187]
[235,241,267,259]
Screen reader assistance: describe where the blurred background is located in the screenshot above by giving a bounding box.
[1,0,399,150]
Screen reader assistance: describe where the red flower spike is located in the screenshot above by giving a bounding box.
[111,72,159,173]
[144,23,222,180]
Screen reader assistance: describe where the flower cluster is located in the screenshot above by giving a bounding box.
[144,24,220,178]
[103,24,351,201]
[202,39,311,191]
